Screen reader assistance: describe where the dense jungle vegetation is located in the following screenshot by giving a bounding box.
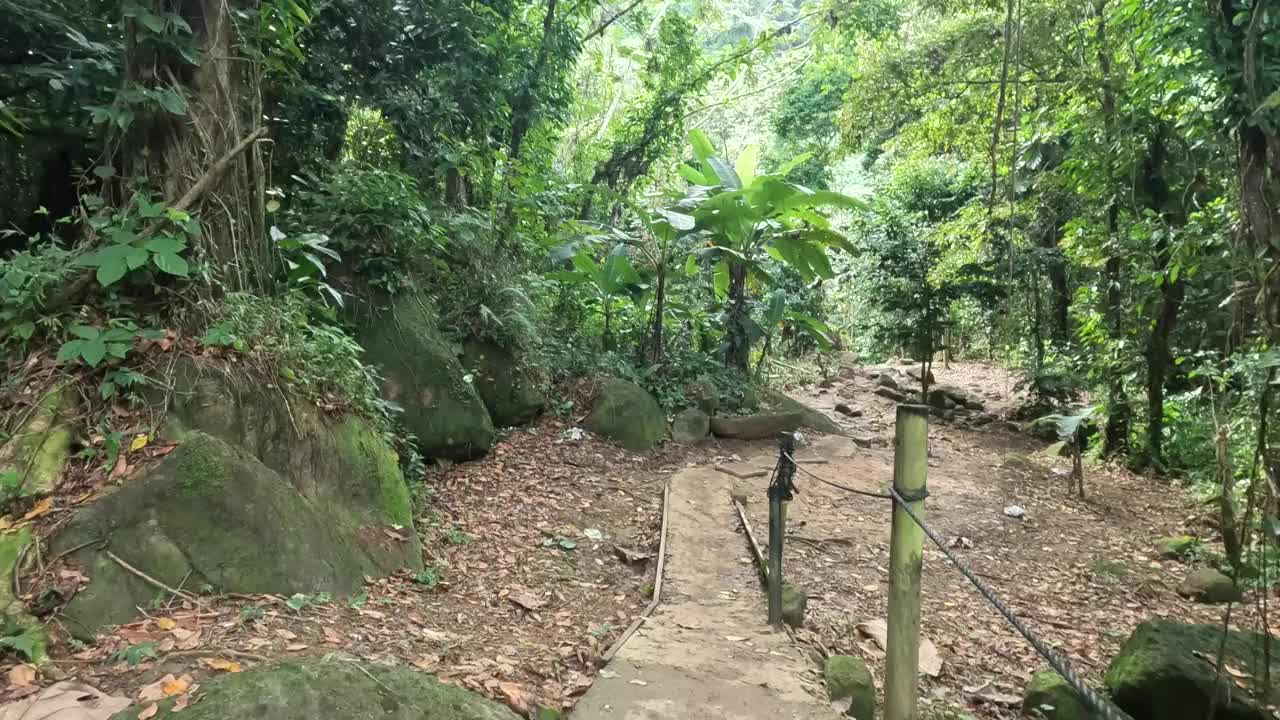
[3,0,1280,592]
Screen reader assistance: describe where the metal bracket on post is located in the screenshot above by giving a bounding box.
[767,432,797,627]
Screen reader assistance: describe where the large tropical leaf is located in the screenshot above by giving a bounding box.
[735,144,760,188]
[689,129,715,163]
[776,189,867,213]
[787,312,836,351]
[679,163,712,186]
[707,156,742,189]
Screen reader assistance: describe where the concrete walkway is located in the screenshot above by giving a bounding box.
[573,459,837,720]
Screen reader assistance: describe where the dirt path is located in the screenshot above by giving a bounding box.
[573,460,837,720]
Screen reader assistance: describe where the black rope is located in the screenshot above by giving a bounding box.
[771,444,1133,720]
[889,488,1135,720]
[782,451,894,500]
[769,434,798,502]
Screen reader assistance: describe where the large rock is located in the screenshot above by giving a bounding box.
[1177,567,1241,603]
[671,408,710,446]
[585,380,665,451]
[824,655,875,720]
[56,363,420,636]
[1023,670,1096,720]
[358,296,495,459]
[764,390,844,435]
[1105,621,1280,720]
[0,385,74,501]
[710,413,803,440]
[687,381,719,415]
[109,659,520,720]
[461,340,544,427]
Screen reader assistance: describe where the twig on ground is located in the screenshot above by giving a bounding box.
[602,481,671,662]
[106,550,201,604]
[716,465,767,480]
[166,648,271,663]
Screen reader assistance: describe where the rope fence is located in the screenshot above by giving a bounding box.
[764,412,1135,720]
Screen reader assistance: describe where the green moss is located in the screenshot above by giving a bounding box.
[175,433,233,497]
[109,659,520,720]
[461,340,544,427]
[0,386,74,499]
[333,418,412,527]
[585,379,665,451]
[358,295,495,460]
[0,526,31,612]
[1155,535,1198,559]
[1023,670,1095,720]
[1105,621,1280,720]
[765,390,844,434]
[781,583,807,628]
[824,655,875,720]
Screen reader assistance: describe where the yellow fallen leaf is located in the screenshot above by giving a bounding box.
[162,674,191,696]
[21,498,52,521]
[156,618,176,631]
[138,702,159,719]
[199,657,243,673]
[0,516,12,531]
[130,434,149,452]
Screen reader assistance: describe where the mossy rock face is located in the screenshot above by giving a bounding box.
[1155,535,1198,560]
[670,408,710,445]
[56,431,417,638]
[1176,567,1241,604]
[461,340,544,427]
[1022,670,1096,720]
[824,654,874,720]
[1104,621,1280,720]
[687,381,719,415]
[585,380,665,452]
[109,659,520,720]
[357,295,495,460]
[159,362,419,572]
[710,413,803,441]
[764,390,844,435]
[0,385,74,499]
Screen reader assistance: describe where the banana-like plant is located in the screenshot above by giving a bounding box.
[548,244,642,350]
[679,129,865,370]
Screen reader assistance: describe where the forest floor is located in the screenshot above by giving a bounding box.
[6,361,1252,719]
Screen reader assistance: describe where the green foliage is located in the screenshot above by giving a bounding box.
[108,641,158,666]
[342,107,401,168]
[200,292,387,420]
[411,567,441,587]
[285,592,332,611]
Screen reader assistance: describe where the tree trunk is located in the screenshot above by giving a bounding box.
[602,296,614,351]
[649,266,667,364]
[1144,276,1184,467]
[1094,0,1130,457]
[724,262,750,371]
[120,0,269,293]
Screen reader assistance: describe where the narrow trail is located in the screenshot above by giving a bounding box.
[573,459,837,719]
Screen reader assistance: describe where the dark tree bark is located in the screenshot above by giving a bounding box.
[724,262,750,371]
[648,266,667,364]
[1093,0,1131,457]
[119,0,269,293]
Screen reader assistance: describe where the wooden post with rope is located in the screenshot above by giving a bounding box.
[885,404,929,720]
[766,433,796,627]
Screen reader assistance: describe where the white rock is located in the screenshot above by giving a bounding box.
[1003,504,1026,519]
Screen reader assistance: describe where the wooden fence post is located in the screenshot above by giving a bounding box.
[767,433,796,627]
[885,404,929,720]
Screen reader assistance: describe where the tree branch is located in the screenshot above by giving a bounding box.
[584,0,645,42]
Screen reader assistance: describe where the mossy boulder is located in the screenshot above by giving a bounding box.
[461,340,544,427]
[764,390,844,435]
[1104,621,1280,720]
[357,295,495,459]
[671,408,710,445]
[585,380,665,451]
[1176,567,1241,604]
[710,412,803,440]
[1023,670,1096,720]
[0,526,46,663]
[0,385,75,500]
[57,431,418,638]
[688,381,719,415]
[781,583,807,628]
[1155,535,1198,560]
[824,654,875,720]
[109,659,519,720]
